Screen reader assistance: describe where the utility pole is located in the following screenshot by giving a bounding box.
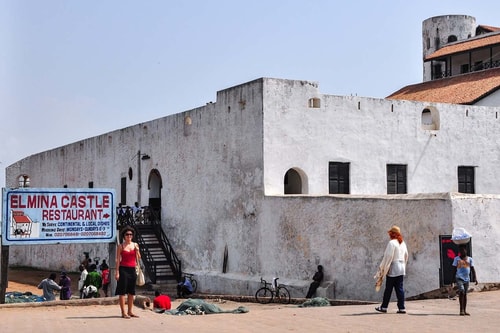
[137,150,142,205]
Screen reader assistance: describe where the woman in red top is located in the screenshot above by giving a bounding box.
[115,226,141,318]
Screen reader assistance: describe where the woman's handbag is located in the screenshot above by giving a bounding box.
[136,263,145,286]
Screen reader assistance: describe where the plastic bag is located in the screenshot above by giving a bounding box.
[451,227,471,244]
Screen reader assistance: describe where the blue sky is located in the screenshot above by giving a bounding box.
[1,0,500,189]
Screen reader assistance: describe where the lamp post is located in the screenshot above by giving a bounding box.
[136,150,151,205]
[137,150,142,205]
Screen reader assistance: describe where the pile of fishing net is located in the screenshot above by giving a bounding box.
[4,291,45,303]
[298,297,331,308]
[160,298,249,315]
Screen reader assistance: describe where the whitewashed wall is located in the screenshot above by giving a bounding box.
[175,193,500,301]
[262,78,500,195]
[4,78,500,300]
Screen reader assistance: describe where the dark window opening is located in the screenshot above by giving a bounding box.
[433,64,443,79]
[284,169,302,194]
[88,181,94,188]
[458,166,475,194]
[329,162,350,194]
[308,97,321,108]
[387,164,407,194]
[121,177,127,205]
[447,35,457,43]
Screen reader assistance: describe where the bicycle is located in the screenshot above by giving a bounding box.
[255,277,291,304]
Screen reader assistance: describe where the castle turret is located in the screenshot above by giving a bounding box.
[422,15,476,81]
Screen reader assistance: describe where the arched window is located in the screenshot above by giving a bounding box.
[421,107,440,131]
[18,175,30,188]
[447,35,457,43]
[284,168,308,194]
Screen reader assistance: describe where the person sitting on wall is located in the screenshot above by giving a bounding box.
[306,265,324,298]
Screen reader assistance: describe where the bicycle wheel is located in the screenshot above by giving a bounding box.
[255,287,274,304]
[191,279,198,293]
[276,286,291,304]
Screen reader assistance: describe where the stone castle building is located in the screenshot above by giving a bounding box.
[3,15,500,300]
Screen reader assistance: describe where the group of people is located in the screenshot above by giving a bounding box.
[35,225,176,315]
[38,224,478,317]
[373,225,478,316]
[37,256,111,301]
[117,202,147,226]
[304,225,478,317]
[78,254,111,298]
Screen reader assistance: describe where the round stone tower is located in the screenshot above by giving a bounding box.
[422,15,476,81]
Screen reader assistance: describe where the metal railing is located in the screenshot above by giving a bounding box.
[118,206,181,284]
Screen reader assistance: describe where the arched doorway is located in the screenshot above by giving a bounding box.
[284,168,308,194]
[147,169,163,221]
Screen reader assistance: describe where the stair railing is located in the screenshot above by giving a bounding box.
[133,228,158,283]
[123,206,182,283]
[149,208,182,281]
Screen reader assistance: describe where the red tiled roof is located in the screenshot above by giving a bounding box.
[386,67,500,105]
[425,33,500,60]
[478,25,500,33]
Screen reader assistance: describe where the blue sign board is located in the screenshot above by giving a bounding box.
[2,188,116,245]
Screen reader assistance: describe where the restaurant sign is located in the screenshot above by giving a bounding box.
[2,188,116,245]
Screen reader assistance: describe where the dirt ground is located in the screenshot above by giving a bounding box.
[6,267,82,296]
[3,267,500,333]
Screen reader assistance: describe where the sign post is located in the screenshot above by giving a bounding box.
[2,188,116,245]
[1,188,116,303]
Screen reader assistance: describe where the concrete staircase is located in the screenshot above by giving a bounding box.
[133,223,180,294]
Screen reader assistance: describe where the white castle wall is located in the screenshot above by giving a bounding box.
[195,193,500,301]
[4,78,500,300]
[261,78,500,195]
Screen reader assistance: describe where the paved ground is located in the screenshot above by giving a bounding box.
[3,268,500,332]
[2,288,500,333]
